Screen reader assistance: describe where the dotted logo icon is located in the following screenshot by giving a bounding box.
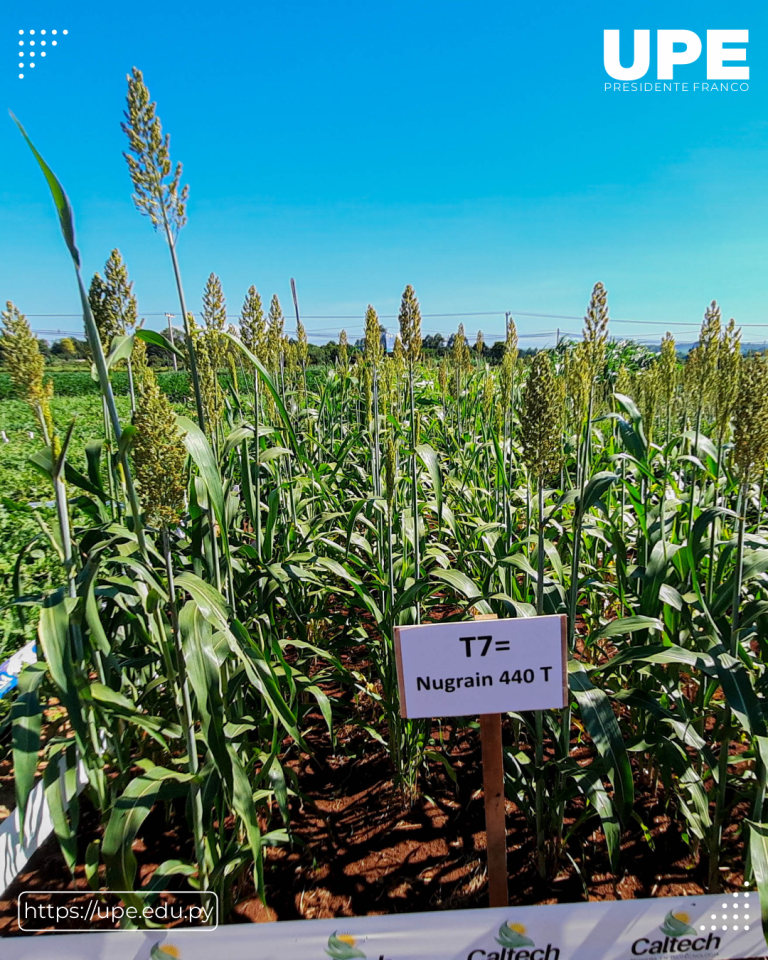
[697,885,753,933]
[17,28,68,79]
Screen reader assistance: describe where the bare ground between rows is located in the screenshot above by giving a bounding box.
[0,645,760,957]
[0,718,755,932]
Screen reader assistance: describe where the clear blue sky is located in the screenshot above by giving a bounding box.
[1,0,767,346]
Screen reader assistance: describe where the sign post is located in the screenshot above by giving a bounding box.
[394,613,567,909]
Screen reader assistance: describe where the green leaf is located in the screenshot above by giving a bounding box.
[568,659,634,819]
[562,757,620,872]
[136,327,185,361]
[103,768,192,895]
[580,471,619,513]
[430,569,492,614]
[85,840,101,891]
[709,641,766,738]
[658,583,683,610]
[92,333,135,381]
[306,684,334,742]
[11,662,47,837]
[37,598,88,749]
[425,748,457,783]
[177,416,226,536]
[222,332,304,466]
[89,682,137,713]
[175,571,231,638]
[597,643,715,676]
[227,742,264,895]
[43,746,78,876]
[11,113,80,267]
[747,819,768,946]
[416,443,443,534]
[590,615,663,641]
[266,756,291,826]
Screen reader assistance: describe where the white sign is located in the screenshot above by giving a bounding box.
[394,615,567,719]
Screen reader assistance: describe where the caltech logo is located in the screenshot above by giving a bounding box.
[150,944,181,960]
[604,30,749,92]
[467,920,560,960]
[630,910,721,956]
[327,933,367,960]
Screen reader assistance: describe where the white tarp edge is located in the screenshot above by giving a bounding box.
[1,892,766,960]
[0,754,88,896]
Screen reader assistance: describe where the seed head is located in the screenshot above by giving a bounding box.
[733,353,768,482]
[296,318,309,368]
[239,285,267,362]
[267,295,285,372]
[520,351,563,481]
[189,312,220,428]
[583,282,609,376]
[493,399,504,435]
[451,323,472,374]
[687,301,721,406]
[364,304,383,367]
[506,315,518,358]
[565,341,591,428]
[89,250,138,351]
[88,273,116,349]
[385,437,397,507]
[1,301,54,442]
[361,361,373,419]
[226,351,239,392]
[482,370,495,421]
[392,334,406,377]
[437,360,448,396]
[658,332,678,408]
[338,329,349,374]
[121,67,188,236]
[713,318,741,443]
[131,363,188,527]
[637,361,661,444]
[499,316,519,410]
[199,273,227,422]
[398,285,421,365]
[284,340,299,378]
[104,249,138,332]
[614,364,633,399]
[475,330,484,356]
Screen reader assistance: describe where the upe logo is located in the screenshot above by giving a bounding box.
[604,29,749,80]
[630,910,722,956]
[467,920,561,960]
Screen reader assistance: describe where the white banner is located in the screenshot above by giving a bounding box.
[2,893,766,960]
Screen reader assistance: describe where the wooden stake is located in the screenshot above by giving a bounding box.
[474,613,508,907]
[480,712,508,907]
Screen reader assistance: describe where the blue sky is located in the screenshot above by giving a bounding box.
[1,0,767,346]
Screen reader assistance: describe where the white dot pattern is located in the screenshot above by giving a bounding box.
[15,28,68,76]
[699,891,752,931]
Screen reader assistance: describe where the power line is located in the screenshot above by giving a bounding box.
[22,308,768,329]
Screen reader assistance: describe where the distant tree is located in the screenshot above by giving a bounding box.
[423,333,445,353]
[489,341,506,362]
[57,337,78,358]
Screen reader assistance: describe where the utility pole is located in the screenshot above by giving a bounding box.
[165,313,178,371]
